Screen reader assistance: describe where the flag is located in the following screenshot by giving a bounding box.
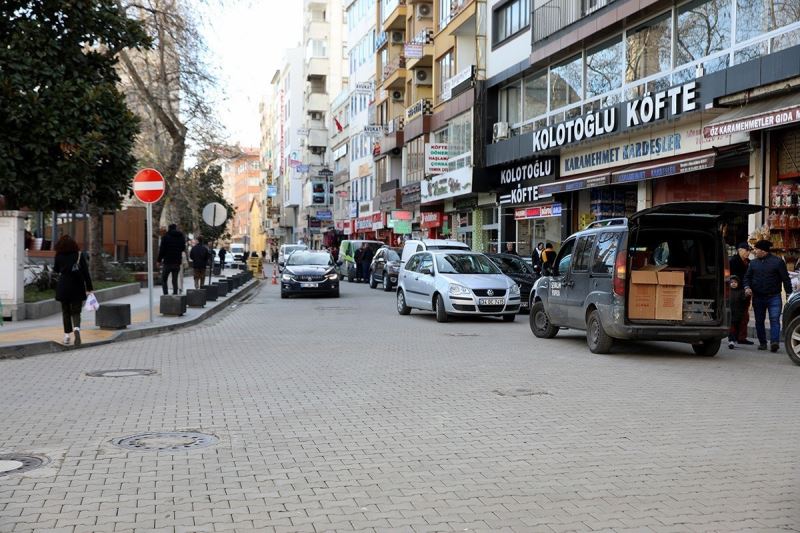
[334,117,343,133]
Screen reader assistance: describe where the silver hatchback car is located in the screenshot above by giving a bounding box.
[396,250,521,322]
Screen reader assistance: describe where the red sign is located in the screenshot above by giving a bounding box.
[514,203,562,220]
[133,168,165,204]
[421,211,443,228]
[390,210,413,221]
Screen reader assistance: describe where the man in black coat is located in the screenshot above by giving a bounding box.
[190,236,212,289]
[743,239,792,352]
[158,223,186,295]
[729,242,753,344]
[360,244,374,284]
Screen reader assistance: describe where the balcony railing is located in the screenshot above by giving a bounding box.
[411,27,434,45]
[375,31,388,50]
[382,56,407,81]
[534,0,616,41]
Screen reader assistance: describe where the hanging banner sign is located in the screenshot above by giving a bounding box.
[425,143,449,174]
[355,82,374,95]
[404,43,423,58]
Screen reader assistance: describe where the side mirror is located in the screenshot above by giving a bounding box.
[420,267,433,276]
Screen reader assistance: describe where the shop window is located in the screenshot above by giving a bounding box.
[592,233,620,275]
[523,71,547,122]
[773,27,800,53]
[736,0,800,43]
[586,38,623,101]
[572,235,597,272]
[677,0,732,67]
[499,81,521,124]
[625,13,672,84]
[550,54,582,112]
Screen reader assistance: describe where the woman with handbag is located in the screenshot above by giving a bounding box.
[53,235,94,346]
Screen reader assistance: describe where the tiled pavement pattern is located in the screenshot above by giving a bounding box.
[1,281,798,533]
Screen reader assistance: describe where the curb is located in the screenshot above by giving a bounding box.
[0,280,260,361]
[24,282,141,320]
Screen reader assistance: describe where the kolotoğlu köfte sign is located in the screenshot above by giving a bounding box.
[497,158,557,206]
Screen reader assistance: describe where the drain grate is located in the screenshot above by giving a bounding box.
[0,455,45,477]
[112,431,218,452]
[445,332,480,337]
[493,387,551,397]
[314,306,356,311]
[86,369,157,378]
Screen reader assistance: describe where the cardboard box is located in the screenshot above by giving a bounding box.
[629,269,658,320]
[655,270,685,320]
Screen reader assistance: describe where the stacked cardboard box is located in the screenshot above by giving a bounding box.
[629,265,685,320]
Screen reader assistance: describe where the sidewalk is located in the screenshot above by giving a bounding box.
[0,268,259,359]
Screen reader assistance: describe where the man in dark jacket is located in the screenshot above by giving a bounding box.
[219,247,227,269]
[354,244,364,282]
[360,244,374,284]
[189,236,212,289]
[729,242,753,344]
[743,239,792,352]
[158,223,186,295]
[505,242,518,255]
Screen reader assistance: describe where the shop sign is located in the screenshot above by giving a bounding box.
[454,197,478,210]
[421,166,473,204]
[421,211,443,228]
[364,125,384,138]
[404,43,423,58]
[538,175,609,196]
[406,98,432,121]
[336,190,349,198]
[425,143,449,174]
[297,128,309,137]
[389,210,413,227]
[704,105,800,138]
[392,220,412,234]
[358,163,372,178]
[318,168,334,177]
[560,119,746,177]
[441,66,474,101]
[315,210,333,221]
[371,212,385,231]
[356,216,373,231]
[401,182,421,206]
[348,202,358,218]
[380,188,398,209]
[497,158,557,206]
[612,153,715,184]
[355,82,373,95]
[514,203,562,220]
[333,143,348,160]
[533,81,698,154]
[296,164,310,173]
[266,185,278,198]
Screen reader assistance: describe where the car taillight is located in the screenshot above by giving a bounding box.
[613,250,627,296]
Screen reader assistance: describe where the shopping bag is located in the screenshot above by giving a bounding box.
[84,293,99,312]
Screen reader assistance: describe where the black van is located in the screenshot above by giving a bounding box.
[529,202,761,355]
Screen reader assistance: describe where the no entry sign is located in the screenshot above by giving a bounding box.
[133,168,165,203]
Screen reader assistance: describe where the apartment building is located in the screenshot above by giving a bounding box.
[329,89,352,235]
[221,148,260,244]
[485,0,800,257]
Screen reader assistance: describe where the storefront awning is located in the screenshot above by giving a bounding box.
[703,93,800,139]
[610,150,716,184]
[537,173,609,196]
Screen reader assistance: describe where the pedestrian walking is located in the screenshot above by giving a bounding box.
[157,223,186,295]
[53,235,93,346]
[354,244,365,282]
[541,243,556,275]
[271,247,279,263]
[218,247,227,271]
[743,239,792,352]
[360,244,374,284]
[729,242,753,344]
[505,242,518,255]
[532,242,544,269]
[728,275,748,349]
[189,236,212,289]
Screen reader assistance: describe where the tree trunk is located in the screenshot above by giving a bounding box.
[87,203,105,280]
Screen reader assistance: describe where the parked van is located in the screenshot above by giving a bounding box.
[229,243,245,262]
[338,240,384,281]
[400,239,470,266]
[529,202,760,356]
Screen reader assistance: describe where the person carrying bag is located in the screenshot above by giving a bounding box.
[53,235,94,346]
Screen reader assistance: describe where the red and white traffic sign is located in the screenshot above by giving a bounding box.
[133,168,165,204]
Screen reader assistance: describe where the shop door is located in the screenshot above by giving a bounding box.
[565,235,597,328]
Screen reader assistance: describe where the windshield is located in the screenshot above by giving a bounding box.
[385,249,401,261]
[436,254,502,274]
[283,245,306,255]
[493,256,534,275]
[287,252,332,266]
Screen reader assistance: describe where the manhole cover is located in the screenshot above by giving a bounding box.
[445,332,480,337]
[86,369,157,378]
[493,387,551,397]
[0,455,45,477]
[112,431,218,452]
[314,306,356,311]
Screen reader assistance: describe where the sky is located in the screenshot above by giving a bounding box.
[196,0,303,148]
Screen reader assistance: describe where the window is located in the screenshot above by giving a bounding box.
[737,0,800,43]
[586,38,624,100]
[591,233,620,274]
[572,235,597,272]
[306,39,327,59]
[523,71,547,122]
[677,0,732,67]
[405,255,421,272]
[437,51,455,98]
[499,82,521,124]
[419,254,434,274]
[446,112,472,170]
[554,239,576,276]
[406,136,426,183]
[439,0,451,30]
[550,54,582,112]
[493,0,531,45]
[626,13,672,83]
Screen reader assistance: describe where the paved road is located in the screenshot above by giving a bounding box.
[1,280,798,532]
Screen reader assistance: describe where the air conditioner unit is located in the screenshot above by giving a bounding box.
[310,111,324,121]
[493,122,510,142]
[390,31,405,44]
[414,68,432,85]
[416,3,432,18]
[391,89,404,102]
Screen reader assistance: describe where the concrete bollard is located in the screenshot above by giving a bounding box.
[160,294,187,316]
[214,281,229,296]
[95,303,132,330]
[186,289,207,308]
[204,284,219,301]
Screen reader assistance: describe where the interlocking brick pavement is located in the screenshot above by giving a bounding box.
[1,280,799,532]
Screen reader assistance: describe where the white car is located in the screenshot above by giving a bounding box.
[396,250,520,323]
[213,249,234,267]
[400,238,470,267]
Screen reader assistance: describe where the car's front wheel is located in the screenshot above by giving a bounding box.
[383,272,392,292]
[530,302,558,338]
[692,338,721,356]
[369,270,377,289]
[434,293,448,323]
[586,309,613,354]
[397,289,411,315]
[784,315,800,365]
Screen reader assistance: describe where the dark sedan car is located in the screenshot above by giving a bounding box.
[280,250,340,298]
[782,291,800,365]
[486,253,538,313]
[369,246,402,291]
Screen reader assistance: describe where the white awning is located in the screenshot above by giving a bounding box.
[704,93,800,139]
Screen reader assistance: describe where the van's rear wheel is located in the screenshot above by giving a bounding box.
[783,315,800,365]
[530,302,558,338]
[586,309,613,354]
[692,338,721,356]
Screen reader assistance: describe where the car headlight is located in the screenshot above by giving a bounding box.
[281,273,294,281]
[510,283,521,296]
[325,272,338,280]
[448,283,472,296]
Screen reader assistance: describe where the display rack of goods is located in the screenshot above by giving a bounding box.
[764,184,800,262]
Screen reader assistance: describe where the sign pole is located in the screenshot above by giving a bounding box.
[208,203,217,287]
[146,202,154,323]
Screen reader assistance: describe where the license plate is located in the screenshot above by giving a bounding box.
[521,301,529,307]
[301,282,318,288]
[479,298,505,305]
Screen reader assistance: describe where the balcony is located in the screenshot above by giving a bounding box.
[405,27,434,69]
[305,20,328,41]
[306,57,327,80]
[534,0,616,42]
[382,56,407,89]
[376,116,405,158]
[305,91,328,113]
[381,0,407,32]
